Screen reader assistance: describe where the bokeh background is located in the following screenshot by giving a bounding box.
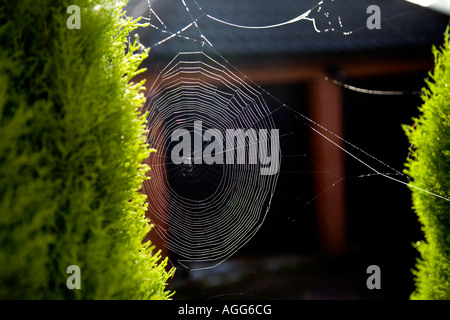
[125,0,450,299]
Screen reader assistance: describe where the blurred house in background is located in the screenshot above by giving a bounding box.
[126,0,449,299]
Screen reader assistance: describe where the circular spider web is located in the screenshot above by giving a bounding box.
[142,51,280,270]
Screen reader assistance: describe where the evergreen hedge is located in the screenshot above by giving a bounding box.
[404,29,450,300]
[0,0,174,299]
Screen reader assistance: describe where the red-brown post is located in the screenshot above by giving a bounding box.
[308,74,346,255]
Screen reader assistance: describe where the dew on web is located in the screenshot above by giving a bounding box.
[125,0,450,272]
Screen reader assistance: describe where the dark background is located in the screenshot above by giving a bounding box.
[124,0,449,299]
[170,71,426,300]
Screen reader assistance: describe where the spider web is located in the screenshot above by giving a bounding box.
[142,50,280,270]
[125,0,450,270]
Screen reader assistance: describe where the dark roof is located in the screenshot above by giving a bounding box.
[126,0,449,59]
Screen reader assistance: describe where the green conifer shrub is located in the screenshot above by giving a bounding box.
[0,0,174,299]
[404,29,450,300]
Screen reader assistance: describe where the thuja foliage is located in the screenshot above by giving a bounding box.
[404,29,450,300]
[0,0,174,299]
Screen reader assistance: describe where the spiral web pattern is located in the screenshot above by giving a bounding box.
[142,50,280,270]
[133,0,450,270]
